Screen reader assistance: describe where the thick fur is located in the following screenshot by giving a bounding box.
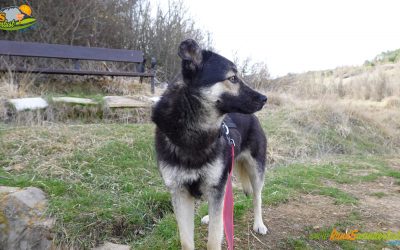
[152,39,268,250]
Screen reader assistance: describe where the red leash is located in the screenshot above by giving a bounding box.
[223,144,235,250]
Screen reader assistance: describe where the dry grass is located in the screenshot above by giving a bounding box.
[1,123,136,178]
[264,92,293,107]
[4,103,152,125]
[0,71,36,122]
[260,92,400,165]
[383,96,400,108]
[261,61,400,164]
[268,62,400,101]
[100,78,151,96]
[0,64,151,100]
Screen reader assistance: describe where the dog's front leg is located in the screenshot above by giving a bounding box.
[171,188,195,250]
[207,189,224,250]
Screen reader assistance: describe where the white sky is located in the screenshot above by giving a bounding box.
[154,0,400,77]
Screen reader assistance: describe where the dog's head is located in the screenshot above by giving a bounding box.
[178,39,267,114]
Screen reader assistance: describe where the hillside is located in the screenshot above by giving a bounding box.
[367,48,400,65]
[268,51,400,102]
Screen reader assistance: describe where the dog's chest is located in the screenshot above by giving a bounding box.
[159,157,225,194]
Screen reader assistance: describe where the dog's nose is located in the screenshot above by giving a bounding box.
[259,95,268,104]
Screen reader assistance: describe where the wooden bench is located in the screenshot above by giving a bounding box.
[0,40,156,93]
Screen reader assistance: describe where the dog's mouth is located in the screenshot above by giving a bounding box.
[253,96,267,112]
[250,101,266,113]
[256,103,265,111]
[257,99,268,110]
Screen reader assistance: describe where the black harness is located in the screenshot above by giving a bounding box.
[220,116,236,146]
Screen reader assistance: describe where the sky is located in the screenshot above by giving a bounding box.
[155,0,400,77]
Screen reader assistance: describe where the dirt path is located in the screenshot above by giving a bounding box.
[237,176,400,249]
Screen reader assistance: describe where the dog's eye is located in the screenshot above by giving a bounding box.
[228,76,239,83]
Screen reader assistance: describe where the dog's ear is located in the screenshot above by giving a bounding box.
[178,39,203,68]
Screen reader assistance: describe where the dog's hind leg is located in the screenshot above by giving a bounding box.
[239,152,268,235]
[171,188,195,250]
[207,188,224,250]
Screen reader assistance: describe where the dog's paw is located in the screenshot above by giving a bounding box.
[253,223,268,235]
[201,215,209,225]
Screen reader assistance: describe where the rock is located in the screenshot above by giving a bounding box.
[92,242,131,250]
[51,97,98,105]
[104,96,149,108]
[8,97,48,111]
[0,186,55,250]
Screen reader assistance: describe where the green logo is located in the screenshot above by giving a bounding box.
[0,4,36,31]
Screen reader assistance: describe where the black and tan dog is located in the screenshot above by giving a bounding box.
[152,39,268,249]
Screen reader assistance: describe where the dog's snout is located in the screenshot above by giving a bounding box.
[259,95,267,104]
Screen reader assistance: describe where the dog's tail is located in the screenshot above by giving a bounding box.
[235,160,253,196]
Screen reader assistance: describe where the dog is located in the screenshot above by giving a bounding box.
[152,39,268,250]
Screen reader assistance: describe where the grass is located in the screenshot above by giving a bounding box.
[259,100,400,166]
[369,192,386,198]
[0,124,168,248]
[267,61,400,101]
[1,94,400,249]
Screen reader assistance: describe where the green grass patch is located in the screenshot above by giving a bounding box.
[0,124,170,248]
[369,192,386,198]
[281,237,312,250]
[133,214,180,250]
[263,162,359,205]
[385,170,400,179]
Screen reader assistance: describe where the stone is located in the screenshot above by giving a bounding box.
[51,96,98,105]
[0,186,55,250]
[104,96,148,108]
[8,97,48,111]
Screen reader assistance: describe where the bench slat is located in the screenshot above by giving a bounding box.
[0,40,144,63]
[0,67,154,77]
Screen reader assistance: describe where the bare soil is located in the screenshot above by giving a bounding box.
[236,175,400,249]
